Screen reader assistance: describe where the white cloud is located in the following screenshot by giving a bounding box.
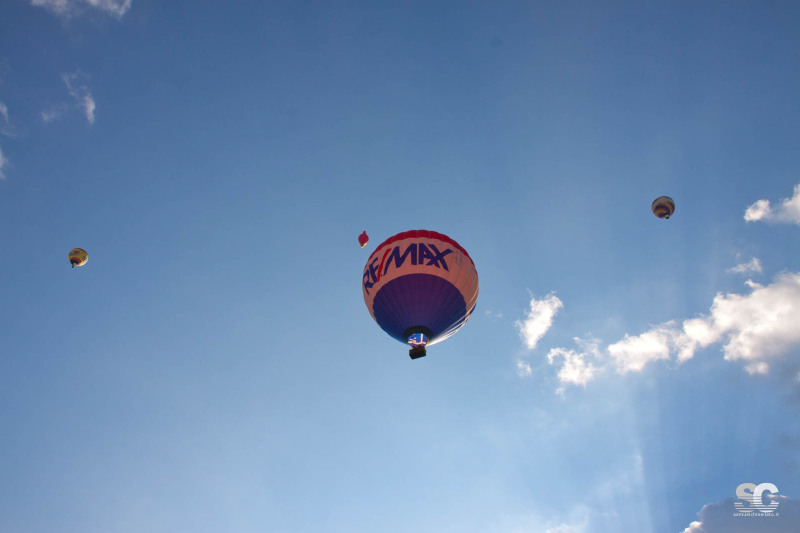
[677,317,719,362]
[63,72,95,124]
[547,337,603,392]
[537,455,645,532]
[0,101,12,176]
[543,521,587,533]
[0,101,14,137]
[708,275,800,373]
[744,184,800,225]
[608,323,675,373]
[726,257,762,275]
[501,454,644,533]
[41,104,68,123]
[0,146,7,179]
[0,99,11,178]
[516,360,533,378]
[43,73,95,124]
[31,0,68,14]
[744,199,771,222]
[547,272,800,389]
[681,495,800,532]
[516,292,563,350]
[85,0,131,17]
[542,506,590,533]
[31,0,132,19]
[82,93,96,123]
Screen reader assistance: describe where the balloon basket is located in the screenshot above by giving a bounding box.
[409,346,427,359]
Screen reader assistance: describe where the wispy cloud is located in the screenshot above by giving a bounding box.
[541,506,591,533]
[540,453,645,532]
[63,72,95,123]
[0,146,8,179]
[1,75,13,177]
[726,257,762,275]
[515,360,533,378]
[543,520,588,533]
[42,72,96,124]
[41,104,69,123]
[681,495,800,532]
[0,101,10,178]
[0,99,16,138]
[484,310,503,321]
[745,184,800,225]
[515,292,563,350]
[31,0,132,19]
[546,272,800,390]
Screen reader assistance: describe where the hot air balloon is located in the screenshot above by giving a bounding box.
[358,231,369,248]
[362,230,478,359]
[652,196,675,219]
[68,248,88,268]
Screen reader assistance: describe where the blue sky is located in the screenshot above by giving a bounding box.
[1,1,800,532]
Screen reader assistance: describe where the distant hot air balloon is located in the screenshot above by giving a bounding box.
[68,248,88,268]
[362,230,478,359]
[358,231,369,248]
[652,196,675,219]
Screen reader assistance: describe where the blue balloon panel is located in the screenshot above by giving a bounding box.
[407,333,429,347]
[372,273,468,345]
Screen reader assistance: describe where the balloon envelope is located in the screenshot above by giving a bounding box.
[362,230,478,355]
[358,231,369,248]
[68,248,88,268]
[652,196,675,219]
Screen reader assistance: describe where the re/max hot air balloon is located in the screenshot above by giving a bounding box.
[68,248,88,268]
[358,231,369,248]
[362,230,478,359]
[652,196,675,219]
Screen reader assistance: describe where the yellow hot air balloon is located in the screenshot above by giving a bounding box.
[68,248,88,268]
